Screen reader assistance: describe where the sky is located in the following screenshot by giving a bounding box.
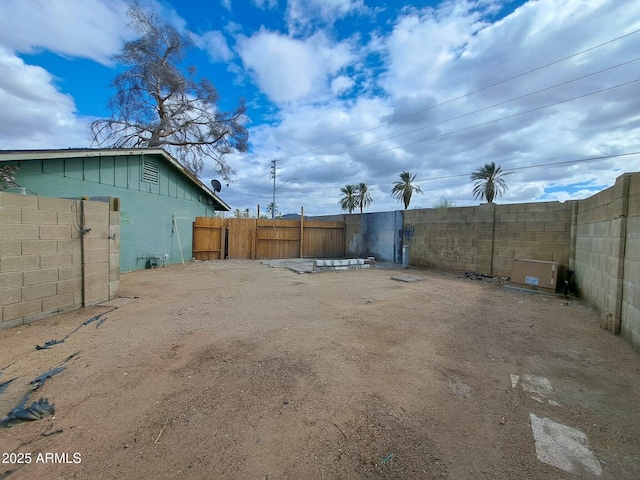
[1,0,639,216]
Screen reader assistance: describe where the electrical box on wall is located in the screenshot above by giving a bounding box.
[511,259,558,293]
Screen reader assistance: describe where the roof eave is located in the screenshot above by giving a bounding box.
[0,148,232,212]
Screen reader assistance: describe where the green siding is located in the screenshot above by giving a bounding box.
[65,158,84,179]
[43,159,63,175]
[160,163,170,196]
[84,160,100,183]
[11,153,218,272]
[168,170,177,198]
[100,157,115,185]
[114,157,128,188]
[29,160,43,173]
[128,157,140,188]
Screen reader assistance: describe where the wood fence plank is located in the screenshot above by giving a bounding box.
[193,217,345,260]
[300,207,304,258]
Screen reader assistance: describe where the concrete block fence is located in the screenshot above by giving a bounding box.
[0,193,120,328]
[574,173,639,350]
[313,172,640,351]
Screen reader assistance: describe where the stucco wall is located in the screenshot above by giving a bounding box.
[311,211,403,262]
[0,192,119,328]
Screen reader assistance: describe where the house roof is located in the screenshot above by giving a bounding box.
[0,148,231,211]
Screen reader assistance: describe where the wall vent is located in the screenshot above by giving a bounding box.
[141,159,159,184]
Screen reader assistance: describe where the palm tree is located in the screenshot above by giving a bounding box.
[339,184,358,214]
[266,202,279,218]
[391,171,423,210]
[470,162,512,203]
[356,183,373,214]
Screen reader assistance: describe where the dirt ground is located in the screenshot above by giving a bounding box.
[1,260,639,479]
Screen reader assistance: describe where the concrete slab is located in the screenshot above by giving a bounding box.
[530,414,602,476]
[391,275,423,283]
[287,266,312,274]
[511,373,560,406]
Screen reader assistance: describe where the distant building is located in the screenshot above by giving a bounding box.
[0,148,230,272]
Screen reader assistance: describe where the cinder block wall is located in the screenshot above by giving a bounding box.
[312,173,640,350]
[574,173,638,348]
[492,201,573,276]
[624,175,640,349]
[404,205,495,273]
[403,201,572,276]
[313,201,573,273]
[0,193,120,328]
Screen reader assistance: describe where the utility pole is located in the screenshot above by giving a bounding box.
[270,159,277,219]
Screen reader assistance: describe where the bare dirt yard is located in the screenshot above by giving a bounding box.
[1,260,639,479]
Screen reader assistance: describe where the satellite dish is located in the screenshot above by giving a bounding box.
[210,179,222,192]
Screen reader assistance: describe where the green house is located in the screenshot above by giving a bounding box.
[0,148,230,272]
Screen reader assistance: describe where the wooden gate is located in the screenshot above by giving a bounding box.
[193,217,345,260]
[192,217,226,260]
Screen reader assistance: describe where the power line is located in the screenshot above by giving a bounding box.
[233,29,640,193]
[271,151,640,192]
[227,147,637,210]
[278,77,640,177]
[237,171,271,191]
[274,28,640,164]
[501,152,640,174]
[234,74,640,206]
[281,57,640,170]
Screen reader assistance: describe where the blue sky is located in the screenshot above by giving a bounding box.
[1,0,639,215]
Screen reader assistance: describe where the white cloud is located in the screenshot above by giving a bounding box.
[331,76,355,96]
[0,0,130,64]
[380,1,487,97]
[229,0,640,214]
[0,48,90,149]
[0,0,638,215]
[286,0,367,33]
[237,29,355,103]
[542,188,603,203]
[0,0,218,152]
[196,30,234,62]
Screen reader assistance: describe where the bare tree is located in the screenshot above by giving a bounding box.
[433,196,456,208]
[88,2,248,179]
